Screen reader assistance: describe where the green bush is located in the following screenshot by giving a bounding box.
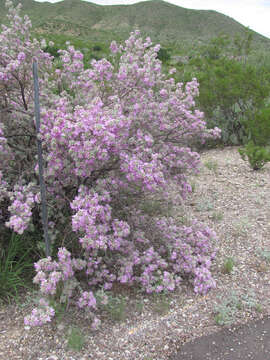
[242,105,270,146]
[213,289,261,325]
[238,141,270,170]
[175,34,270,146]
[213,291,241,326]
[197,59,269,145]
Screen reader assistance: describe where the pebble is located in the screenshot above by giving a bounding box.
[57,323,65,331]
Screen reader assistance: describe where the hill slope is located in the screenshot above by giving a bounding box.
[0,0,269,48]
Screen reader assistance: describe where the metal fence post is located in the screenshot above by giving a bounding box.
[33,60,51,257]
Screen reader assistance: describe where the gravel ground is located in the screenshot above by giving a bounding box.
[0,146,270,360]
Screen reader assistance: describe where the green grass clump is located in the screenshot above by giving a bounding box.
[210,210,224,221]
[255,248,270,262]
[0,232,35,303]
[104,294,127,322]
[222,257,235,274]
[204,160,218,172]
[195,199,214,212]
[67,327,85,351]
[152,293,171,315]
[254,303,263,312]
[135,300,144,314]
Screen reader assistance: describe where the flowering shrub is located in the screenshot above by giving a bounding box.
[0,1,221,328]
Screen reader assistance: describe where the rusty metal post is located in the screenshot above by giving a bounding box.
[33,60,51,257]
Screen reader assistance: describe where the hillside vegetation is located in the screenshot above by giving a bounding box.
[0,0,270,49]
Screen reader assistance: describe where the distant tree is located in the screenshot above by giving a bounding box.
[200,34,230,60]
[233,27,253,62]
[92,44,102,52]
[157,47,171,62]
[44,45,60,58]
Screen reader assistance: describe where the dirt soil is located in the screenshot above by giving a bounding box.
[171,315,270,360]
[0,146,270,360]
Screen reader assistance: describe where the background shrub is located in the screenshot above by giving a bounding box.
[174,33,270,147]
[239,141,270,170]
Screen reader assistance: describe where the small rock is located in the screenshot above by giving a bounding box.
[57,323,65,331]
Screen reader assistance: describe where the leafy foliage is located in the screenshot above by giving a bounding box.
[175,33,270,146]
[242,105,270,147]
[238,102,270,170]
